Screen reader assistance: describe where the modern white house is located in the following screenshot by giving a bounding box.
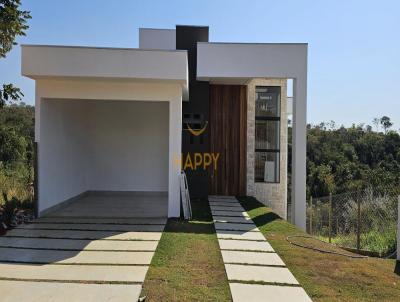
[22,25,307,229]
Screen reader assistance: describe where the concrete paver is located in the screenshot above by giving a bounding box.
[211,210,249,217]
[218,239,274,252]
[208,195,236,200]
[213,216,253,224]
[229,283,312,302]
[214,222,259,232]
[0,237,158,251]
[217,230,266,241]
[0,247,153,264]
[225,264,299,284]
[209,202,243,207]
[209,206,246,212]
[18,223,165,232]
[0,263,148,282]
[0,280,142,302]
[209,196,312,301]
[0,195,166,302]
[5,228,162,240]
[221,250,285,266]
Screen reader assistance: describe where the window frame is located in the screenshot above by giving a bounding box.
[254,86,281,184]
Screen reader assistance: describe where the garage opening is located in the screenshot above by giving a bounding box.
[39,99,169,218]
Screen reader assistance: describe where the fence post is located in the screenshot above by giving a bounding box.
[309,196,313,235]
[329,193,332,243]
[356,193,361,251]
[397,195,400,261]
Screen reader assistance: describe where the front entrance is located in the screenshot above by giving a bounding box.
[209,85,247,196]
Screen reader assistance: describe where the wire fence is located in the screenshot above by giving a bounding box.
[307,187,399,256]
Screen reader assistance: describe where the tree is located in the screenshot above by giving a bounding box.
[372,118,380,132]
[0,0,31,107]
[380,116,393,134]
[0,125,27,163]
[306,121,400,198]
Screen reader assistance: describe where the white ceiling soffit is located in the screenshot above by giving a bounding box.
[21,45,188,100]
[196,42,307,81]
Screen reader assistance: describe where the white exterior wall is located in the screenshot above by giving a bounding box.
[139,28,176,50]
[86,100,169,192]
[39,100,89,212]
[36,79,182,217]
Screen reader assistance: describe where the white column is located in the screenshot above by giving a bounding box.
[35,82,41,142]
[291,77,307,230]
[168,97,182,217]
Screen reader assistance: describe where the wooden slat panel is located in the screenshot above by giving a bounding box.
[239,86,247,196]
[209,85,247,196]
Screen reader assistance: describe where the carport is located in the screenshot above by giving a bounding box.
[21,45,187,218]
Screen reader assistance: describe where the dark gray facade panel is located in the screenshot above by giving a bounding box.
[176,25,210,199]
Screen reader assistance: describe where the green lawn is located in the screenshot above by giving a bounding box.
[142,196,400,301]
[238,196,400,302]
[141,199,231,301]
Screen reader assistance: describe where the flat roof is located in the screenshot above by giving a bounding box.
[22,44,189,99]
[21,44,187,53]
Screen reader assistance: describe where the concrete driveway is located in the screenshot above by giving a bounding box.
[0,216,166,301]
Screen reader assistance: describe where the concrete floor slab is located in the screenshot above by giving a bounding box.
[217,230,266,241]
[37,217,167,225]
[47,192,167,218]
[0,247,154,264]
[0,237,158,251]
[18,223,165,232]
[0,280,142,302]
[229,283,312,302]
[211,210,249,217]
[5,229,162,240]
[0,263,148,283]
[218,239,274,252]
[225,264,299,284]
[221,250,285,266]
[214,222,259,232]
[213,216,253,224]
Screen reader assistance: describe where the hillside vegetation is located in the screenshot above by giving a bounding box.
[306,120,400,198]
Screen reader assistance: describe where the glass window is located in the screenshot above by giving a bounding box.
[254,86,281,183]
[255,152,280,183]
[255,120,280,150]
[255,86,280,117]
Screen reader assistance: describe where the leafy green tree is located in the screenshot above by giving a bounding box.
[0,0,31,107]
[0,125,27,162]
[307,118,399,198]
[380,116,392,134]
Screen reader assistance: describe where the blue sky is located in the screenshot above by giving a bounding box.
[1,0,399,129]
